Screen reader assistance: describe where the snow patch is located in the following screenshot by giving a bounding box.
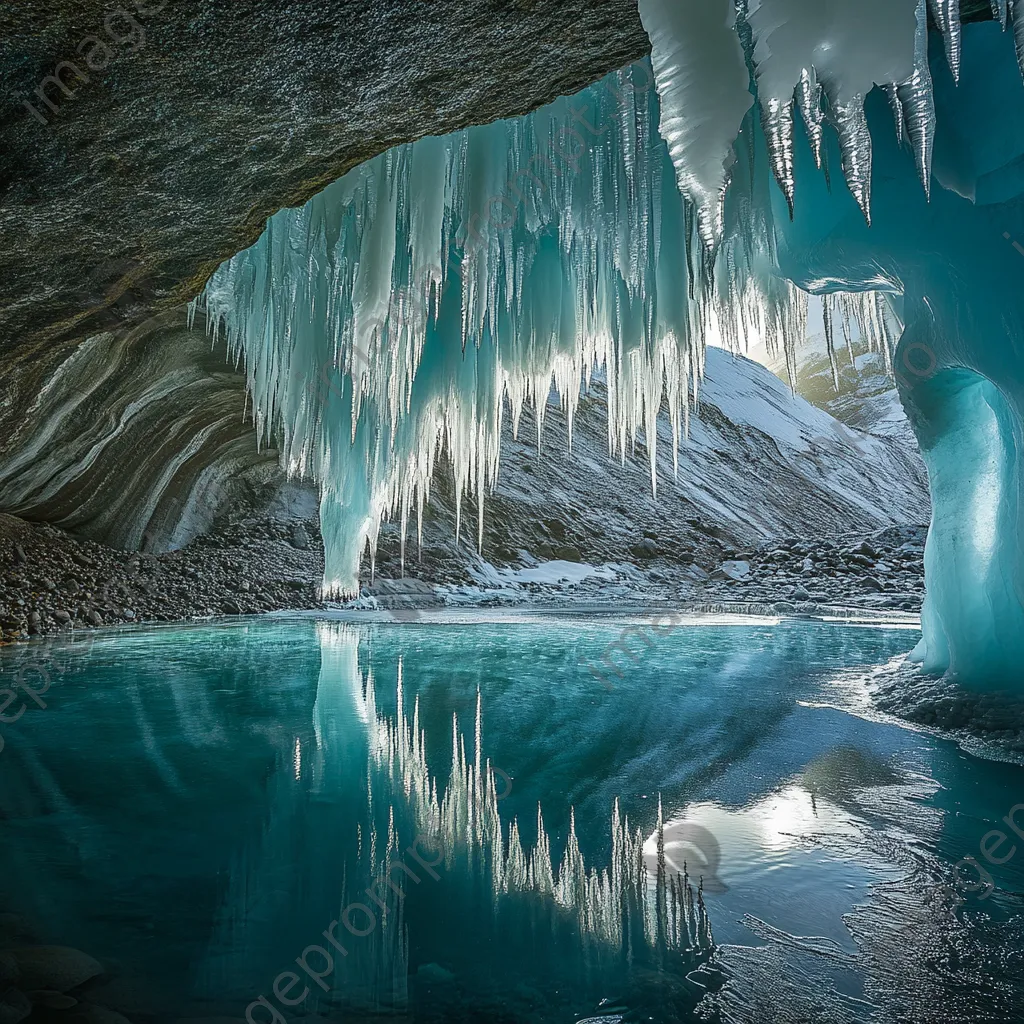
[473,560,623,587]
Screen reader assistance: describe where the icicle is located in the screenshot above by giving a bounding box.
[898,0,936,198]
[637,0,754,250]
[993,0,1009,28]
[796,68,824,169]
[831,96,873,225]
[201,47,911,601]
[928,0,962,82]
[761,97,796,217]
[822,294,841,390]
[884,85,905,145]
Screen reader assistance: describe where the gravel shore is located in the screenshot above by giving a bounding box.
[0,510,323,644]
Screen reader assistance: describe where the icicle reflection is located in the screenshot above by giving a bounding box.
[313,623,714,1008]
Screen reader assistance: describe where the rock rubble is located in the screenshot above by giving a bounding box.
[702,525,927,613]
[0,511,322,645]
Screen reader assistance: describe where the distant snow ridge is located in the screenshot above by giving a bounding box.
[757,328,920,445]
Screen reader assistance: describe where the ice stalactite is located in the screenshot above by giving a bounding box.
[635,0,966,227]
[201,61,817,599]
[637,0,753,249]
[898,0,937,199]
[205,0,955,603]
[739,0,925,224]
[928,0,963,81]
[1014,0,1024,77]
[795,68,825,169]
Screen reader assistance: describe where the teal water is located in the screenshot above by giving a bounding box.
[1,615,1023,1022]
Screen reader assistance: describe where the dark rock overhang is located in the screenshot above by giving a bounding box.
[1,1,648,354]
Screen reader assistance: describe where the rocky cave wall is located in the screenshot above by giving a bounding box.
[1,0,653,551]
[0,307,291,551]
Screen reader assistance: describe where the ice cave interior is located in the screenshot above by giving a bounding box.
[10,4,1024,1022]
[197,3,1024,689]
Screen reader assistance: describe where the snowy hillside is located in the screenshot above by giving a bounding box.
[367,347,930,588]
[754,332,920,446]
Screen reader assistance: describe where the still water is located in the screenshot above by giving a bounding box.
[1,614,1022,1022]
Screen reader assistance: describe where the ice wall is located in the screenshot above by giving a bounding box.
[743,16,1024,689]
[635,2,1024,688]
[202,4,1024,689]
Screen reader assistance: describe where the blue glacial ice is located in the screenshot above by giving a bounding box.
[199,4,1024,690]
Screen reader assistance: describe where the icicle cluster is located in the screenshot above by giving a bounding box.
[640,0,1024,227]
[199,0,1021,597]
[820,291,900,388]
[200,62,801,596]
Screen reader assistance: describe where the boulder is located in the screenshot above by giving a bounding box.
[2,946,102,993]
[631,538,658,559]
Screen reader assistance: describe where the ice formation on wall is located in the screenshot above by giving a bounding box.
[202,3,1024,689]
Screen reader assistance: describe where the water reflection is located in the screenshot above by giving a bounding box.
[223,623,717,1018]
[3,614,1012,1023]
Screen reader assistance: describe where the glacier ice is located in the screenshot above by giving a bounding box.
[201,6,1024,690]
[638,0,753,247]
[766,19,1024,689]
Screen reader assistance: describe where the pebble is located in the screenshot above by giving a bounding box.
[0,988,31,1024]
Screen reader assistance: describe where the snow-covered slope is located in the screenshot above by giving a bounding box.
[755,331,922,446]
[368,347,930,584]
